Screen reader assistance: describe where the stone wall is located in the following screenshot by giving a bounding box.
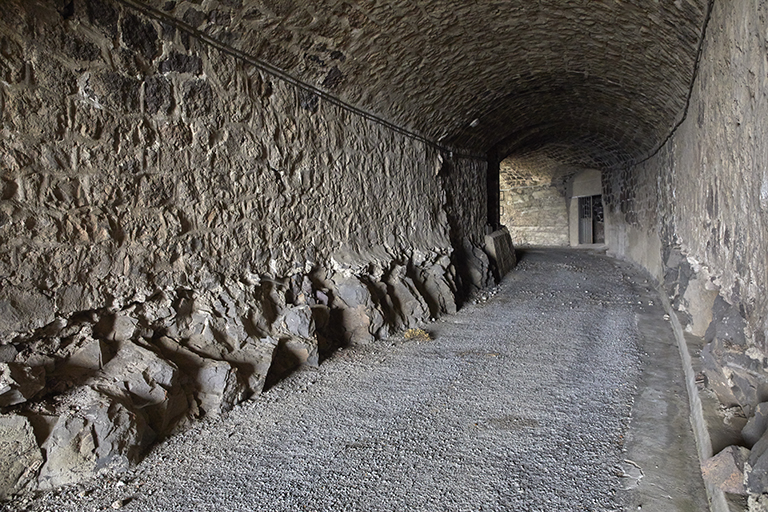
[499,156,569,247]
[0,0,491,495]
[604,0,768,499]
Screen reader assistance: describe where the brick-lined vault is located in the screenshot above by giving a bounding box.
[6,0,768,504]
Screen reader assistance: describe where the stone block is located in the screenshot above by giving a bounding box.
[282,305,316,339]
[0,414,43,499]
[221,336,277,395]
[65,337,106,371]
[0,363,45,407]
[0,288,55,339]
[744,402,768,448]
[705,296,748,347]
[145,75,174,115]
[193,358,243,416]
[485,227,516,279]
[152,336,247,417]
[339,305,374,345]
[0,345,18,363]
[120,12,158,61]
[748,430,768,494]
[85,0,119,34]
[284,338,319,368]
[266,336,319,389]
[702,322,768,414]
[331,274,373,309]
[386,265,429,329]
[97,340,187,435]
[416,259,458,316]
[182,79,213,116]
[701,445,749,495]
[90,71,142,113]
[96,313,138,343]
[159,52,203,75]
[36,388,151,490]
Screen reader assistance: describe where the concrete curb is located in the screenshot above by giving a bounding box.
[658,290,729,512]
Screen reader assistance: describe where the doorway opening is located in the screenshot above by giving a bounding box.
[577,195,605,244]
[567,169,604,247]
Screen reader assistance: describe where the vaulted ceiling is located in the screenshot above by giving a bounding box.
[132,0,710,168]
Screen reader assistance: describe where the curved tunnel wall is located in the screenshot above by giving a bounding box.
[605,0,768,416]
[111,0,707,166]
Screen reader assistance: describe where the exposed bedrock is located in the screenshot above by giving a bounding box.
[0,252,490,496]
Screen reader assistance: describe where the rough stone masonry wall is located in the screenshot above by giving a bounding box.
[0,0,491,496]
[499,157,569,247]
[604,0,768,499]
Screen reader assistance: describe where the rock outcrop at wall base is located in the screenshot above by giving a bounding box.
[659,246,768,501]
[662,247,767,417]
[701,445,750,495]
[701,297,768,415]
[0,248,492,497]
[705,410,768,497]
[0,415,43,500]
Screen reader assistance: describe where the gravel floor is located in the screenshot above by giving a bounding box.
[3,249,705,512]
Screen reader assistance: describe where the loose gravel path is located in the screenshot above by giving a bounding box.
[6,249,707,512]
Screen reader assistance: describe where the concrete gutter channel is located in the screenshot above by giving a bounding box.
[604,258,707,512]
[578,246,723,510]
[657,291,746,512]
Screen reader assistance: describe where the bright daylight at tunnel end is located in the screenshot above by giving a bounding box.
[0,0,767,510]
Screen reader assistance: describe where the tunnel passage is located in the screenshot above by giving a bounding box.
[4,0,768,504]
[2,249,710,511]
